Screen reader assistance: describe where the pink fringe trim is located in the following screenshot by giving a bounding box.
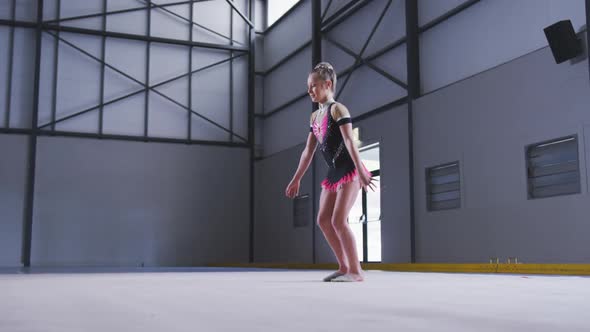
[321,164,372,192]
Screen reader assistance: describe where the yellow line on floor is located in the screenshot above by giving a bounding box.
[207,263,590,276]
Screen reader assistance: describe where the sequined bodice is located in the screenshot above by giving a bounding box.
[312,101,353,169]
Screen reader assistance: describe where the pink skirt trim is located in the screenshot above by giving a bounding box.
[321,164,372,192]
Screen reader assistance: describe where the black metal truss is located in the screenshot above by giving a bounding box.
[45,0,244,46]
[261,40,312,76]
[0,127,249,147]
[311,0,322,264]
[0,1,253,144]
[99,0,107,135]
[255,91,309,119]
[321,0,372,33]
[586,0,590,84]
[47,23,248,51]
[3,0,16,129]
[255,0,482,120]
[247,0,256,263]
[352,96,407,123]
[144,0,151,138]
[139,0,246,46]
[230,5,234,142]
[188,2,194,141]
[324,36,407,90]
[37,31,248,142]
[22,0,44,268]
[405,0,419,263]
[226,0,254,28]
[320,0,334,23]
[44,0,209,24]
[336,0,393,100]
[1,19,247,52]
[419,0,481,33]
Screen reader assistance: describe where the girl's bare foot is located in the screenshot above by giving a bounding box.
[332,272,364,282]
[323,271,345,282]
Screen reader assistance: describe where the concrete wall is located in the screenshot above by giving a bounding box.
[0,1,253,267]
[0,134,29,267]
[254,143,314,263]
[413,31,590,263]
[420,0,587,94]
[31,137,250,267]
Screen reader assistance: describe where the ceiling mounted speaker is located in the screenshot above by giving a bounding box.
[543,20,583,64]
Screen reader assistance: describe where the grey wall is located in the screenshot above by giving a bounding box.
[420,0,586,94]
[263,0,310,71]
[31,137,250,267]
[0,134,28,267]
[413,31,590,263]
[0,1,254,267]
[254,144,314,263]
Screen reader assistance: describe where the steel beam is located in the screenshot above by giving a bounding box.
[419,0,481,33]
[311,0,322,264]
[324,36,407,89]
[336,0,393,100]
[321,0,372,33]
[40,32,247,141]
[586,0,590,84]
[248,0,256,263]
[4,0,16,128]
[226,0,254,28]
[39,23,248,51]
[405,0,419,263]
[22,0,44,268]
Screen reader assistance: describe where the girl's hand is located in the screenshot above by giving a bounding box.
[359,171,376,192]
[285,179,300,198]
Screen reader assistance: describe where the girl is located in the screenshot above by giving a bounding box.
[285,62,376,282]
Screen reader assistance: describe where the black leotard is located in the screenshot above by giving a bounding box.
[310,100,371,192]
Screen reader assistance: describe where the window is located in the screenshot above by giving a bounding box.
[267,0,300,27]
[526,136,580,199]
[349,143,381,262]
[426,162,461,211]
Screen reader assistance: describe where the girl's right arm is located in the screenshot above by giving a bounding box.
[290,113,318,182]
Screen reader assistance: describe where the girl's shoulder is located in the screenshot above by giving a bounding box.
[330,102,350,119]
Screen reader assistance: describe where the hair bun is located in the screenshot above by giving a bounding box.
[314,62,334,71]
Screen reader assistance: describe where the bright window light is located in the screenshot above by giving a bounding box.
[267,0,300,27]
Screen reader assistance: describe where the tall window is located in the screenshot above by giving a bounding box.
[349,142,381,263]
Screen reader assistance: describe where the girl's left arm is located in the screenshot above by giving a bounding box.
[333,103,362,169]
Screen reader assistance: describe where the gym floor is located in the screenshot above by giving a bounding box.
[1,267,588,332]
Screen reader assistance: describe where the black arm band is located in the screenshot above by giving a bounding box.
[336,117,352,126]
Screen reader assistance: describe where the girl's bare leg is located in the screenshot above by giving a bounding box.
[331,178,363,280]
[317,187,349,273]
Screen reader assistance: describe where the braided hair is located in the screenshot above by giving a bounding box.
[311,62,337,92]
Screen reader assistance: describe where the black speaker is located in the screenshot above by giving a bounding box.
[543,20,582,64]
